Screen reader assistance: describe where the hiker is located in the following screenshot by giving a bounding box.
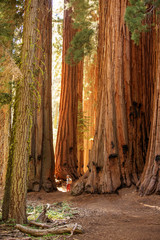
[66,175,72,192]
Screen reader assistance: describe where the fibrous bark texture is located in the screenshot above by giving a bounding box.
[83,56,98,172]
[72,0,156,195]
[77,68,84,177]
[0,46,22,187]
[28,0,56,192]
[2,0,39,223]
[138,21,160,195]
[0,105,9,187]
[55,0,83,180]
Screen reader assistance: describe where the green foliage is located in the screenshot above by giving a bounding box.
[65,0,98,65]
[125,0,160,45]
[27,202,77,221]
[66,28,94,64]
[78,101,90,134]
[0,0,24,66]
[77,100,91,150]
[0,92,12,106]
[0,81,16,108]
[0,0,24,46]
[125,0,147,45]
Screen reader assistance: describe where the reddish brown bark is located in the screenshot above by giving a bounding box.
[0,106,9,187]
[138,21,160,195]
[72,0,156,195]
[77,65,84,177]
[83,56,98,172]
[55,0,83,180]
[28,0,56,192]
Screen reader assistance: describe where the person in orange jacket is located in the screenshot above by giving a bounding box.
[66,175,72,192]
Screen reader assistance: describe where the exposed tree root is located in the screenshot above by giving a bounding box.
[71,171,89,196]
[16,223,84,237]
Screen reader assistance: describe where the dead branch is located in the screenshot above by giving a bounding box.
[35,204,51,222]
[16,223,84,237]
[29,220,67,228]
[29,221,52,229]
[66,223,78,238]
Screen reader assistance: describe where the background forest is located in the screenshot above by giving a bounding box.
[0,0,160,227]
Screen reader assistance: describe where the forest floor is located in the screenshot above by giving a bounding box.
[0,185,160,240]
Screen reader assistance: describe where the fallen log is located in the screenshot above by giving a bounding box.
[16,223,84,237]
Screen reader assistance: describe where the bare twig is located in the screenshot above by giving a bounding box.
[35,204,51,222]
[66,223,78,238]
[146,5,156,14]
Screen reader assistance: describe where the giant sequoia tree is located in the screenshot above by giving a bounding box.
[72,0,160,195]
[55,0,83,180]
[28,0,56,193]
[138,21,160,195]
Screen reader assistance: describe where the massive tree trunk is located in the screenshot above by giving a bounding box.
[2,0,39,223]
[72,0,155,195]
[55,0,83,180]
[84,0,132,193]
[138,20,160,195]
[28,0,56,192]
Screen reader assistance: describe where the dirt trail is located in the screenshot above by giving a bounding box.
[1,186,160,239]
[26,186,160,240]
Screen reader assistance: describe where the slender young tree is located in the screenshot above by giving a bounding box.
[2,0,39,223]
[55,0,83,180]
